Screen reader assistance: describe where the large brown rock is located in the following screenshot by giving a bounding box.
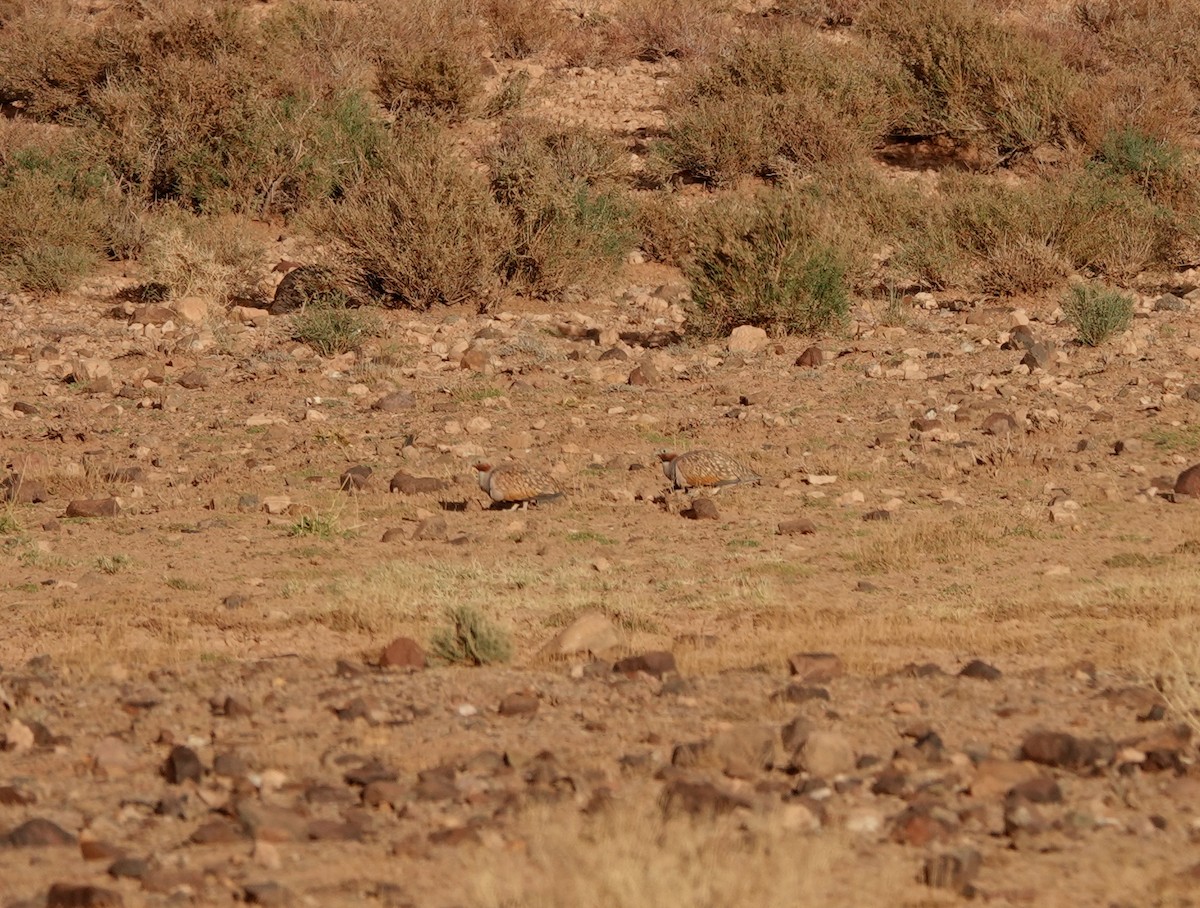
[379,637,427,670]
[1175,463,1200,498]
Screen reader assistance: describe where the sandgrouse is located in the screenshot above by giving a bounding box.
[475,462,564,508]
[660,449,761,491]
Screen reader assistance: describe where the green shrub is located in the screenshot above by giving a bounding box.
[488,121,633,297]
[862,0,1077,157]
[1063,283,1133,346]
[291,290,381,356]
[0,148,122,293]
[684,192,850,337]
[322,130,512,310]
[431,604,513,665]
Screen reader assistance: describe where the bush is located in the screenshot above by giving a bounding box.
[483,0,566,59]
[1062,283,1133,346]
[140,213,263,302]
[431,604,513,666]
[657,26,909,185]
[488,120,633,297]
[321,130,512,310]
[610,0,731,61]
[1095,128,1191,202]
[1054,166,1180,278]
[862,0,1077,157]
[291,290,381,356]
[684,192,850,337]
[0,6,126,121]
[85,54,388,215]
[369,0,485,121]
[0,147,122,293]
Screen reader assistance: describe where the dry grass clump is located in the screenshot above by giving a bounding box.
[656,25,909,186]
[470,801,914,908]
[483,0,567,59]
[321,128,512,310]
[290,289,381,356]
[139,213,263,302]
[607,0,732,62]
[488,120,634,297]
[1,2,389,215]
[861,0,1078,159]
[683,190,850,337]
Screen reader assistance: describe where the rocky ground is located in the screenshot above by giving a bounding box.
[3,249,1200,907]
[5,11,1200,902]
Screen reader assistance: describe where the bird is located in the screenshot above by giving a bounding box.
[474,462,564,508]
[659,449,761,491]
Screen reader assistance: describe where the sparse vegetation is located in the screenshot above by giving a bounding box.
[685,191,850,337]
[291,290,381,356]
[323,130,511,310]
[430,604,513,665]
[96,554,131,575]
[656,25,907,185]
[288,511,341,539]
[488,120,634,296]
[1063,283,1134,346]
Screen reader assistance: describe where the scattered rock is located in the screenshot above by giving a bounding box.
[777,518,816,536]
[613,651,676,678]
[787,652,845,684]
[1155,293,1187,311]
[244,881,292,907]
[7,818,76,847]
[539,611,622,658]
[1021,341,1054,370]
[795,730,856,777]
[498,692,539,717]
[1020,731,1113,773]
[46,884,124,908]
[390,472,449,495]
[959,660,1002,681]
[629,359,659,387]
[2,473,48,503]
[682,497,719,520]
[728,325,769,355]
[981,412,1018,435]
[339,465,372,491]
[1175,464,1200,498]
[373,391,415,412]
[412,515,448,541]
[660,779,751,818]
[795,345,824,368]
[164,745,203,784]
[65,498,121,518]
[176,369,211,390]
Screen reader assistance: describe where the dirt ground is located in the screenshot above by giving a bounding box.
[5,16,1200,907]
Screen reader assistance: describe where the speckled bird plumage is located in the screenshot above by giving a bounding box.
[475,463,563,506]
[660,449,761,490]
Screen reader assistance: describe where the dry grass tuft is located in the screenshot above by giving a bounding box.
[140,213,264,302]
[470,801,915,907]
